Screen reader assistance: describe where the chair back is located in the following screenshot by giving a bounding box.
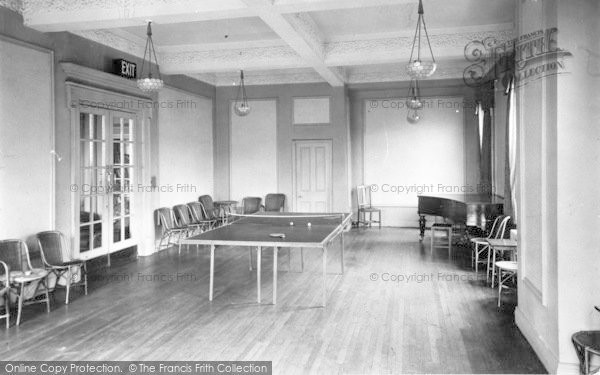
[37,231,71,265]
[357,185,374,209]
[173,204,193,227]
[198,195,217,220]
[493,216,512,239]
[156,207,177,230]
[242,197,262,214]
[0,260,8,290]
[485,215,505,240]
[0,239,32,272]
[264,194,285,212]
[187,202,206,223]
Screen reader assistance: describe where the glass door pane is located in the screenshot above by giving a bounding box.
[79,112,106,254]
[111,115,135,245]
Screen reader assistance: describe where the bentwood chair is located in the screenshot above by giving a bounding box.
[37,231,88,305]
[486,216,512,284]
[156,207,188,254]
[263,194,286,212]
[470,215,506,274]
[572,308,600,375]
[173,204,203,236]
[496,259,518,307]
[356,185,381,229]
[0,261,9,328]
[198,195,225,227]
[0,240,50,326]
[242,197,262,214]
[187,202,216,231]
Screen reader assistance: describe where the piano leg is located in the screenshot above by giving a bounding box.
[419,215,426,241]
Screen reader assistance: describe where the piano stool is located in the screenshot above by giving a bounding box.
[430,223,452,258]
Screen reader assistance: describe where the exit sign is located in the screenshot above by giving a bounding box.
[113,59,137,79]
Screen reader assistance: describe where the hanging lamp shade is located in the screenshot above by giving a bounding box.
[234,70,251,116]
[137,21,164,92]
[406,0,437,79]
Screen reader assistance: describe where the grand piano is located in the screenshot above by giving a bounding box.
[417,194,504,240]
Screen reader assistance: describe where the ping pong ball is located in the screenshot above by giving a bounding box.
[290,221,294,226]
[307,222,312,227]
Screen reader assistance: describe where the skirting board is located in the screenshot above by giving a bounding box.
[515,307,581,374]
[515,306,557,373]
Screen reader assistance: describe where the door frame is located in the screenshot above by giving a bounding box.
[66,81,153,262]
[291,139,333,212]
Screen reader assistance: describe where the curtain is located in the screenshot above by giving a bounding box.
[507,77,518,225]
[480,105,493,193]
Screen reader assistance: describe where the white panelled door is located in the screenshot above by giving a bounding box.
[293,140,332,212]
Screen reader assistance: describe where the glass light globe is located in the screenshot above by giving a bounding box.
[406,97,423,110]
[234,103,251,116]
[407,110,421,124]
[406,60,437,79]
[137,77,164,92]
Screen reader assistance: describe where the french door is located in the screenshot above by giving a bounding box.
[77,109,138,260]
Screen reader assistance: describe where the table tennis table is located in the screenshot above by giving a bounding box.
[180,212,352,307]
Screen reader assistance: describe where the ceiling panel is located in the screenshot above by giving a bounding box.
[120,17,280,46]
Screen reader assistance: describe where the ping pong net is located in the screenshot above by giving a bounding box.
[228,213,348,227]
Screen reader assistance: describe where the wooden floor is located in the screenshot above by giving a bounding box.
[0,228,546,374]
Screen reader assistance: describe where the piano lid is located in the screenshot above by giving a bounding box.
[418,193,504,204]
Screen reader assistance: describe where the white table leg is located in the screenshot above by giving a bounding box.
[341,231,345,274]
[273,246,278,305]
[323,247,327,307]
[257,246,261,303]
[209,245,215,301]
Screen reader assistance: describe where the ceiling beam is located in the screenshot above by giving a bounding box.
[272,0,417,13]
[242,0,345,86]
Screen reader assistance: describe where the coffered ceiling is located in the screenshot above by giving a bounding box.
[16,0,515,86]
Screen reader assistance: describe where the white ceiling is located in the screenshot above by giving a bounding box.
[18,0,516,86]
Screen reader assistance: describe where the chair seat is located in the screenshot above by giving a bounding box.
[470,237,489,244]
[10,269,48,283]
[360,207,381,213]
[573,331,600,355]
[49,260,85,268]
[496,261,517,272]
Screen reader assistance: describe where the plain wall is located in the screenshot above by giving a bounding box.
[214,83,350,213]
[348,80,481,227]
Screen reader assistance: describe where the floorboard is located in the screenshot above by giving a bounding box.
[0,228,546,374]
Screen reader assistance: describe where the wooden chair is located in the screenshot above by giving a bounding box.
[37,231,88,305]
[430,222,453,258]
[356,185,381,228]
[242,197,262,214]
[496,260,517,307]
[187,202,216,231]
[173,204,203,236]
[156,207,188,254]
[572,308,600,375]
[486,216,512,285]
[263,193,285,212]
[470,215,505,274]
[198,195,225,227]
[0,261,9,328]
[0,239,50,326]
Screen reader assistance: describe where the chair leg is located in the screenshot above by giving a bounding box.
[83,263,88,295]
[497,270,502,307]
[43,279,50,313]
[249,248,253,271]
[65,268,71,305]
[16,284,24,326]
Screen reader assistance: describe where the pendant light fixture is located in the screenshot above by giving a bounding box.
[234,70,251,116]
[405,0,436,123]
[406,0,436,79]
[137,21,164,92]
